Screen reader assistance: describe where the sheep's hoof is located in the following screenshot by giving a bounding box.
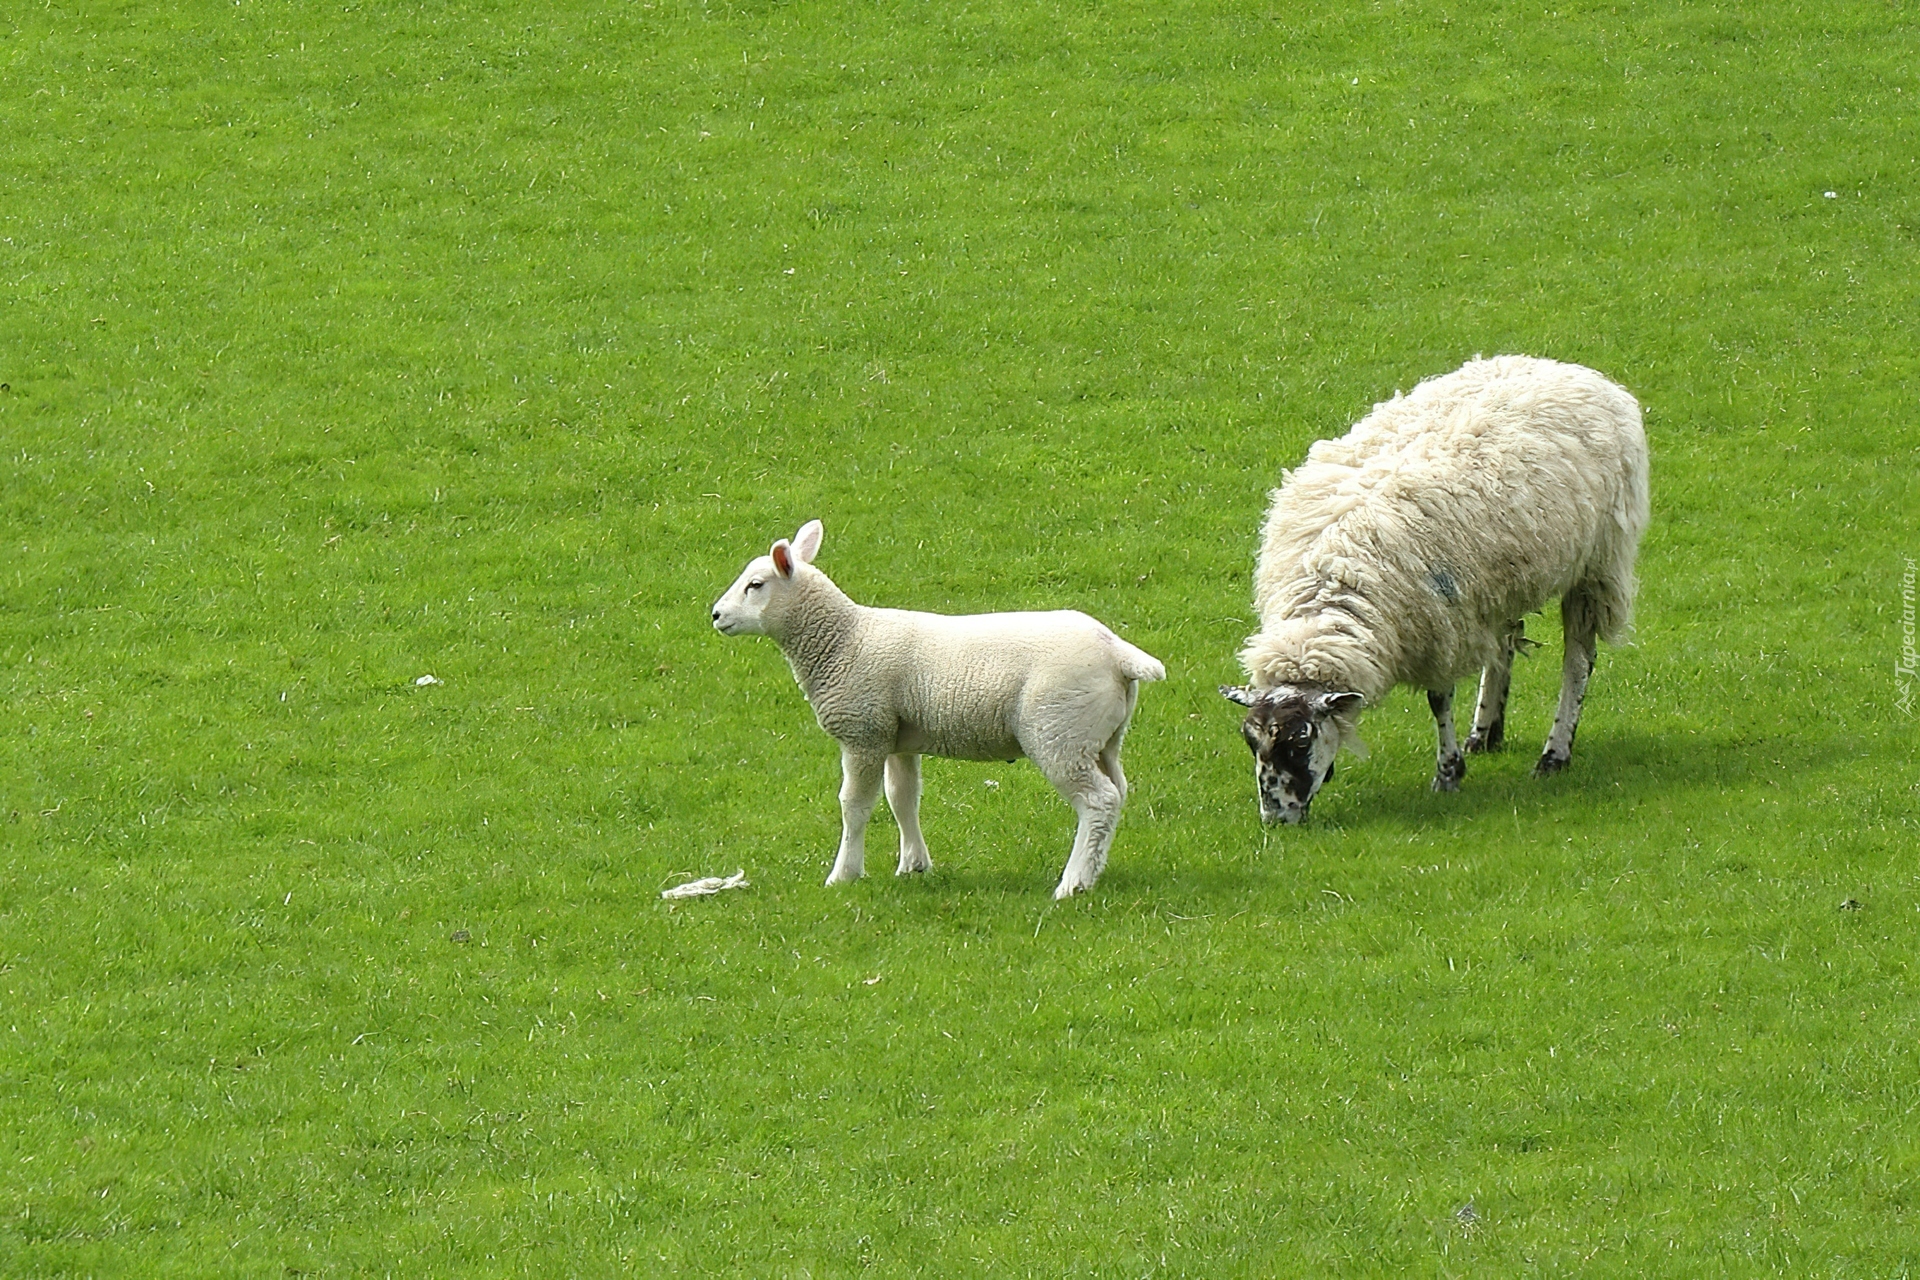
[1053,880,1091,901]
[1431,755,1466,792]
[1533,751,1570,777]
[895,859,931,877]
[1463,724,1504,754]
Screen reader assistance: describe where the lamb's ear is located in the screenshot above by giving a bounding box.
[792,519,823,566]
[770,539,794,578]
[1219,684,1259,707]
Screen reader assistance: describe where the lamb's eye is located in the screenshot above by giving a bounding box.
[747,579,764,592]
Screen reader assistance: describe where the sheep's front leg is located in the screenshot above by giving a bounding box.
[885,752,931,875]
[1465,621,1524,753]
[826,746,887,885]
[1429,687,1466,792]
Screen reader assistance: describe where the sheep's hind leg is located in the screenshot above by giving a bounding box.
[826,746,886,885]
[1429,687,1466,792]
[1536,592,1598,777]
[1465,620,1525,753]
[1042,756,1124,900]
[885,752,931,875]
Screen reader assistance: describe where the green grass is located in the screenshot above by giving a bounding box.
[4,0,1918,1273]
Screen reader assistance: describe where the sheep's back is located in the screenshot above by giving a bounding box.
[1254,356,1646,687]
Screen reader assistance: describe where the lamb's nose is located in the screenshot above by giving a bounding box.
[711,607,721,622]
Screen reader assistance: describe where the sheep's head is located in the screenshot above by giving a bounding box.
[1219,685,1366,825]
[712,519,824,637]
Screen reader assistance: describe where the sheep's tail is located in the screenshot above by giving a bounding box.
[1106,634,1167,684]
[1572,555,1638,646]
[1579,387,1651,646]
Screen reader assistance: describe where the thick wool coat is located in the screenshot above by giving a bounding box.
[1242,355,1649,704]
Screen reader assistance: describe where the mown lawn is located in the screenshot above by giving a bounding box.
[3,0,1917,1273]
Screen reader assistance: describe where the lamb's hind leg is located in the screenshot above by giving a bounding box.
[1465,620,1525,753]
[1097,706,1131,808]
[1536,591,1599,776]
[1041,753,1124,900]
[885,752,931,875]
[826,746,886,885]
[1429,687,1466,792]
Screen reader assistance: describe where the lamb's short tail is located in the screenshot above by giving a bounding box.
[1107,634,1167,684]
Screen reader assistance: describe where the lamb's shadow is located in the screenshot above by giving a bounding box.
[1321,726,1800,830]
[806,729,1797,903]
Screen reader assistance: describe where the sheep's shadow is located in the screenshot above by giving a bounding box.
[779,729,1798,903]
[1307,725,1803,831]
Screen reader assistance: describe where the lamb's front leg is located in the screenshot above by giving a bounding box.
[1428,687,1466,792]
[885,752,931,875]
[827,746,887,885]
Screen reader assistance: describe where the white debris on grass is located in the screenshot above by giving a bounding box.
[660,868,749,900]
[416,674,442,686]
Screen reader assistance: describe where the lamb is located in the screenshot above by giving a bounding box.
[711,520,1166,898]
[1220,355,1649,824]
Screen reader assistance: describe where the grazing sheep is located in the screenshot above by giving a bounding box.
[1220,355,1649,823]
[712,520,1166,898]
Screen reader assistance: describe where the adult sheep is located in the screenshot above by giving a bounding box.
[1220,355,1649,824]
[712,520,1165,898]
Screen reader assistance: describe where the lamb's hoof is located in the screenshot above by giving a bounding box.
[1053,879,1092,901]
[824,867,863,887]
[1533,751,1570,777]
[895,859,931,877]
[1431,756,1466,792]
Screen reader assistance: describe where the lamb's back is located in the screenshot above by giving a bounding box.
[858,608,1137,760]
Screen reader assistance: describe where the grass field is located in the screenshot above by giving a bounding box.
[5,0,1918,1273]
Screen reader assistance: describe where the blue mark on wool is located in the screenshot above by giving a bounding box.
[1428,567,1460,604]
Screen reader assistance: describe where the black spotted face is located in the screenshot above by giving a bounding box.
[1223,687,1344,824]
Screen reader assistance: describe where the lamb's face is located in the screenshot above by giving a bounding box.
[714,522,824,638]
[1220,685,1357,825]
[711,554,784,636]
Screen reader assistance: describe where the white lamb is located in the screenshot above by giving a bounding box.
[1220,355,1649,823]
[712,520,1166,898]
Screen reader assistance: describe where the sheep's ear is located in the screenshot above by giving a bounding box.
[792,519,823,566]
[1314,692,1369,757]
[1219,684,1259,707]
[770,539,794,578]
[1313,691,1365,718]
